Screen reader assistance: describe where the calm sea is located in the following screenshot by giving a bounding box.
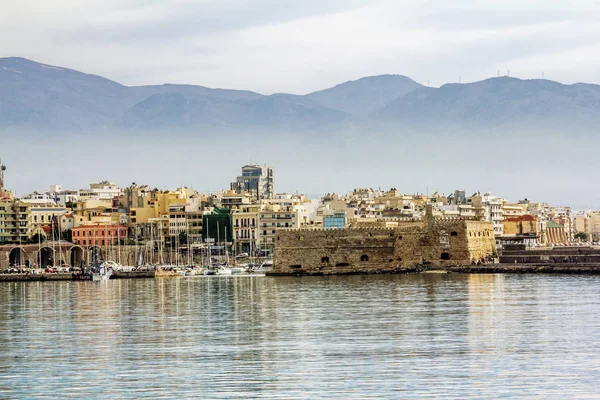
[0,274,599,399]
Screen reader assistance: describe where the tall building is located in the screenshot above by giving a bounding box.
[0,200,31,243]
[231,165,274,201]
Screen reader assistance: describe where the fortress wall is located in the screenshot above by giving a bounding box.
[274,220,497,275]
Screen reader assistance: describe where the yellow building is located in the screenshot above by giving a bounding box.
[502,215,537,236]
[130,189,189,226]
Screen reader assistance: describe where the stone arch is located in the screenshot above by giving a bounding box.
[441,252,451,260]
[70,246,85,268]
[9,247,25,267]
[321,256,330,263]
[38,247,55,268]
[360,254,369,262]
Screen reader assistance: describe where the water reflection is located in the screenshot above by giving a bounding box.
[0,274,599,398]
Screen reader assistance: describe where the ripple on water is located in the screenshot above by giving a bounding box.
[0,274,599,399]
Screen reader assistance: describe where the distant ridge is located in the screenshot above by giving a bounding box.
[1,57,599,132]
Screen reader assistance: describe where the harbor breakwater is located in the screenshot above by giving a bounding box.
[1,264,600,282]
[0,270,155,282]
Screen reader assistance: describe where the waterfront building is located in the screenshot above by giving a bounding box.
[129,188,188,226]
[167,203,187,237]
[72,224,128,246]
[258,202,301,251]
[60,214,76,231]
[590,212,600,235]
[202,207,233,244]
[323,211,347,229]
[502,215,538,240]
[545,221,567,245]
[573,214,592,240]
[232,204,260,253]
[29,203,67,227]
[471,193,504,236]
[0,200,31,243]
[231,164,274,201]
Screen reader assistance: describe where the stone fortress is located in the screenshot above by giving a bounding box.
[273,205,497,275]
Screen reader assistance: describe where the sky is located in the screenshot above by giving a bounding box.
[1,0,600,208]
[1,0,600,94]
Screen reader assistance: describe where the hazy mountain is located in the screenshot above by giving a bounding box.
[306,74,423,115]
[0,57,127,130]
[2,57,600,132]
[377,77,600,131]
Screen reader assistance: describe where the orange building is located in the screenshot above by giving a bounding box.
[72,225,128,246]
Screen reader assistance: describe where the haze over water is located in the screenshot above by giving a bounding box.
[1,274,599,399]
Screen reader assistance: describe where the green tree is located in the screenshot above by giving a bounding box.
[62,229,73,242]
[30,233,45,244]
[178,232,188,245]
[574,232,589,242]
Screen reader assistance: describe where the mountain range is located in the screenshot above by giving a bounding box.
[1,56,599,132]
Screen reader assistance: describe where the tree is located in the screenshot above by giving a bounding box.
[574,232,589,242]
[62,229,73,242]
[30,233,45,244]
[178,232,188,245]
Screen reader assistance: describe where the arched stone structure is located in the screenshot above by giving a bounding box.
[38,247,55,268]
[70,246,85,268]
[9,247,24,267]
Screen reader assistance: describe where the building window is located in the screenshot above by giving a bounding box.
[441,252,451,260]
[321,256,330,263]
[360,255,369,262]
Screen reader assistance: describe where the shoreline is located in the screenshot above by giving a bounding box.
[2,263,600,282]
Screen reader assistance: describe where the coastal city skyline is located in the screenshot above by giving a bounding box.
[2,2,600,399]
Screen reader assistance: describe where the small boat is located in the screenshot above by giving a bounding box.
[256,259,273,272]
[73,261,114,281]
[203,267,217,276]
[92,263,113,281]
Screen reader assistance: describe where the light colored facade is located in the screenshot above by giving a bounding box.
[258,203,301,251]
[232,204,260,253]
[29,204,67,226]
[60,214,75,231]
[167,203,187,237]
[0,200,31,243]
[220,190,252,209]
[591,212,600,235]
[80,181,120,201]
[573,214,592,239]
[472,193,504,236]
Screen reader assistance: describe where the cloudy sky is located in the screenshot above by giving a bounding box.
[1,0,599,94]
